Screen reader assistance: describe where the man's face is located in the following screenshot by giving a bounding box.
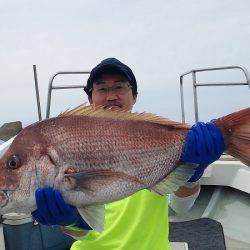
[89,73,137,111]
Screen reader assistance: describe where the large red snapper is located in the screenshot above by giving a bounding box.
[0,105,249,231]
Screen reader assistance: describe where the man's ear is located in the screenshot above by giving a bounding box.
[88,96,93,104]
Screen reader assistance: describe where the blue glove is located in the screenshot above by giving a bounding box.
[32,187,92,230]
[181,122,225,182]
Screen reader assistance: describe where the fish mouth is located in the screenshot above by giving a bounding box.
[0,191,9,208]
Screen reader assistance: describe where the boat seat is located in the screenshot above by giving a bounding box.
[169,218,226,250]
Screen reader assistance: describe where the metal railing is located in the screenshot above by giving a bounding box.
[46,71,90,118]
[180,65,250,123]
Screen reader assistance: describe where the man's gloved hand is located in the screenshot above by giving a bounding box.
[32,187,92,230]
[181,122,225,182]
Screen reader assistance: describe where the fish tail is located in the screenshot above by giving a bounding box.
[213,107,250,166]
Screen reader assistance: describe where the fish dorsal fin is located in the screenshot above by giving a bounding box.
[59,103,190,129]
[150,163,196,195]
[77,204,105,233]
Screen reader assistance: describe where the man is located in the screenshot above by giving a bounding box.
[32,58,224,249]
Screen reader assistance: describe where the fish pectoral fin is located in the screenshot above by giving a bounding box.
[77,204,105,233]
[150,163,196,196]
[65,169,142,184]
[65,169,117,180]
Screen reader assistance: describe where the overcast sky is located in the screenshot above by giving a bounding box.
[0,0,249,127]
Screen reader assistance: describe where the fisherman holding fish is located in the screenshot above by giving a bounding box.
[33,58,225,249]
[1,58,249,250]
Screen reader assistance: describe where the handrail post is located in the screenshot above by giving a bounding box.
[192,72,199,122]
[33,65,42,121]
[180,75,185,123]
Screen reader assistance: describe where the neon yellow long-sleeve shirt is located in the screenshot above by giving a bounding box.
[70,189,170,250]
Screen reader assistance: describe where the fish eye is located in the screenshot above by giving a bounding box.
[7,155,21,170]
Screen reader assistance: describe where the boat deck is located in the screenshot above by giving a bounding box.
[169,185,250,249]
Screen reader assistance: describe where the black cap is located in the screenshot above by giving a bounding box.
[84,58,137,96]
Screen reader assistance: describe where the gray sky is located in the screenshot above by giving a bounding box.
[0,0,249,127]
